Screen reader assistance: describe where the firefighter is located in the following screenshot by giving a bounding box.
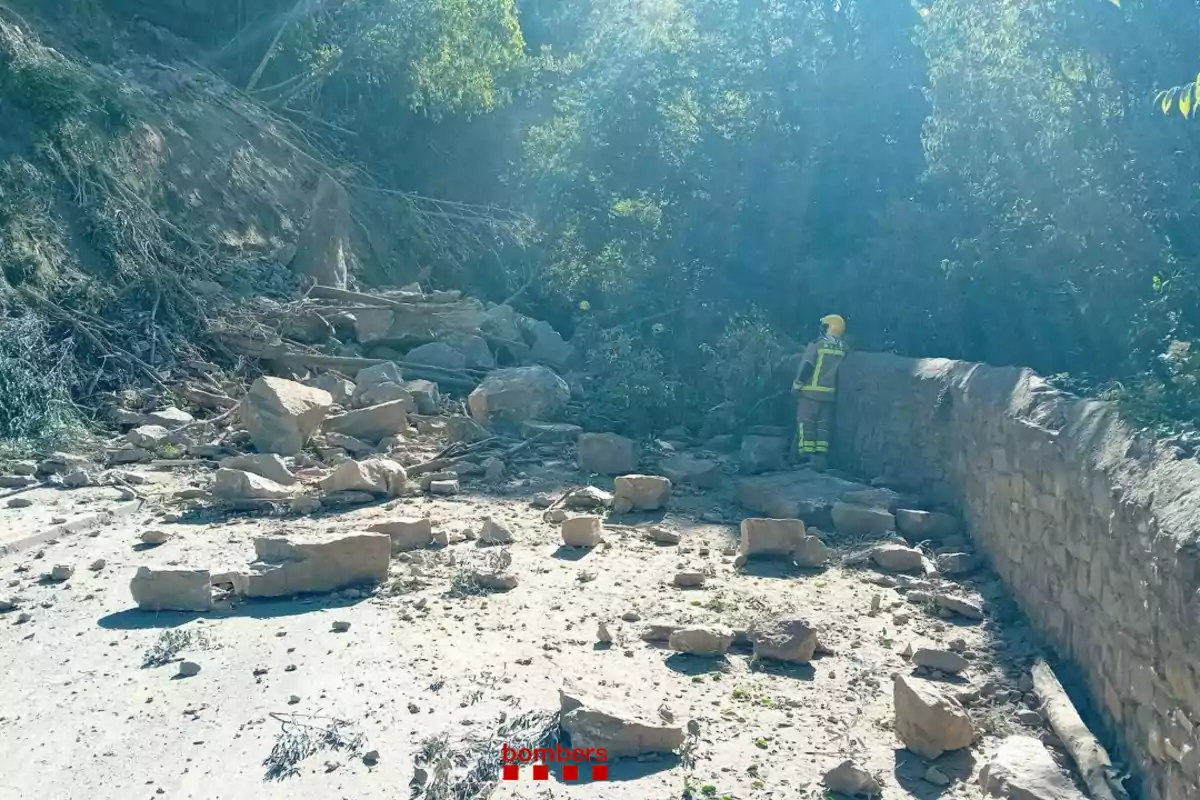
[792,314,848,470]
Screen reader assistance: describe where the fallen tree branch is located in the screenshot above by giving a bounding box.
[271,353,480,389]
[306,285,423,308]
[1031,659,1127,800]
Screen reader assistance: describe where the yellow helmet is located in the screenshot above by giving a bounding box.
[820,314,846,337]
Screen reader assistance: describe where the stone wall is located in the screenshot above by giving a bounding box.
[833,352,1200,800]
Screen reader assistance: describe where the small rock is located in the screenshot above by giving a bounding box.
[178,661,201,678]
[288,694,301,705]
[141,529,171,545]
[597,621,613,644]
[220,453,298,485]
[668,625,734,656]
[546,509,569,523]
[563,486,613,510]
[749,618,819,663]
[128,424,171,449]
[429,479,460,496]
[62,469,93,488]
[319,458,406,496]
[6,497,32,509]
[832,502,896,537]
[473,571,518,591]
[1014,709,1043,726]
[479,517,514,545]
[0,596,16,612]
[896,509,960,539]
[88,559,106,572]
[893,675,976,759]
[660,454,721,489]
[362,750,380,766]
[214,468,298,502]
[647,527,680,545]
[561,516,603,547]
[50,564,73,582]
[935,593,986,620]
[738,435,788,474]
[673,571,705,588]
[482,458,505,482]
[146,407,195,428]
[912,648,969,675]
[331,620,351,633]
[937,552,981,575]
[924,766,951,787]
[823,759,881,797]
[15,611,32,624]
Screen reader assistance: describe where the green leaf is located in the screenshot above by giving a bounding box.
[1153,275,1163,292]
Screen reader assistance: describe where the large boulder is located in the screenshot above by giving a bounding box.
[405,342,468,371]
[737,470,869,525]
[893,675,976,759]
[832,502,896,537]
[978,736,1086,800]
[213,469,299,501]
[559,679,685,759]
[241,377,333,456]
[613,475,671,511]
[314,373,355,405]
[577,433,638,475]
[441,332,495,369]
[660,454,721,489]
[127,424,169,449]
[324,400,409,442]
[738,518,829,566]
[130,567,213,612]
[524,319,574,369]
[896,509,961,540]
[244,532,391,598]
[739,435,788,474]
[467,366,570,425]
[749,618,819,663]
[219,453,296,485]
[318,458,406,496]
[404,379,441,414]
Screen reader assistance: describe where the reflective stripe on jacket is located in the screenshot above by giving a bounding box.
[794,337,846,400]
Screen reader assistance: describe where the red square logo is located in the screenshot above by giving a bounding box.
[591,764,609,781]
[532,764,549,781]
[502,765,519,781]
[562,764,579,781]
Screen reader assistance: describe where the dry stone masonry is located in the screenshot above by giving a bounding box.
[836,352,1200,800]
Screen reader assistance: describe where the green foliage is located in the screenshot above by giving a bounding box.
[580,330,685,437]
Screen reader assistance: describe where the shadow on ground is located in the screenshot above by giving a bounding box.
[892,747,976,799]
[97,593,366,630]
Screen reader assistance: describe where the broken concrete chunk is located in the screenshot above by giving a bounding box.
[318,458,406,497]
[241,377,333,456]
[467,366,570,425]
[367,518,433,551]
[979,735,1086,800]
[324,400,409,442]
[738,435,787,474]
[559,678,684,759]
[577,433,638,475]
[897,509,961,540]
[912,648,969,675]
[127,424,170,449]
[668,625,734,656]
[213,468,299,502]
[749,618,819,663]
[823,760,881,797]
[130,567,213,612]
[245,532,391,598]
[660,454,721,489]
[893,674,976,759]
[561,516,603,547]
[219,453,297,486]
[870,543,925,573]
[480,517,515,545]
[613,474,671,511]
[832,502,896,537]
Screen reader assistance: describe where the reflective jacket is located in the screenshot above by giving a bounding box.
[795,335,847,401]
